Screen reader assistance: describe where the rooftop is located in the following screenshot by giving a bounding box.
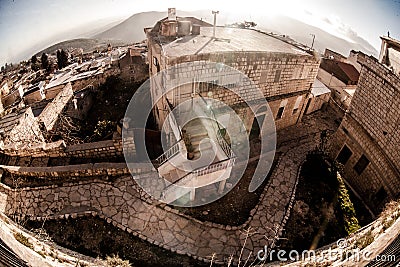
[380,36,400,49]
[0,108,27,137]
[159,27,310,57]
[311,78,331,96]
[320,58,360,85]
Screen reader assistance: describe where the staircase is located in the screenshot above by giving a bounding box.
[154,97,236,204]
[184,119,215,161]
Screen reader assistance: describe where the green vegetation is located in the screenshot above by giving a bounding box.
[13,232,34,249]
[279,149,370,252]
[336,172,361,234]
[106,255,132,267]
[92,120,115,140]
[355,229,374,249]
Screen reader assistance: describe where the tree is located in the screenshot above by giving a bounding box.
[31,55,37,64]
[57,49,69,69]
[41,53,49,70]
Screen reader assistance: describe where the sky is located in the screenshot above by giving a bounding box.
[0,0,399,67]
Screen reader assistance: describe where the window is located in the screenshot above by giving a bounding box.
[260,71,268,84]
[292,96,303,114]
[354,155,370,175]
[337,145,352,165]
[274,70,281,82]
[276,99,287,120]
[276,107,284,119]
[153,56,158,66]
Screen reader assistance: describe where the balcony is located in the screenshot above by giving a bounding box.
[154,95,236,204]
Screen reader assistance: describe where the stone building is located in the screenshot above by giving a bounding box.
[119,45,149,83]
[145,10,320,203]
[379,36,400,76]
[317,56,360,110]
[330,39,400,212]
[304,78,330,115]
[0,107,45,150]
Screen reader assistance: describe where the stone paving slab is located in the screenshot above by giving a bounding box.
[0,111,339,263]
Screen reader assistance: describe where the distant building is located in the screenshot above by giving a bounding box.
[330,36,400,212]
[0,107,45,150]
[317,51,360,110]
[119,45,148,83]
[379,36,400,76]
[305,78,330,115]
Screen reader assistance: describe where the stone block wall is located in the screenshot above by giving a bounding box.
[151,51,319,132]
[3,137,135,162]
[4,107,45,149]
[39,83,73,131]
[1,162,151,180]
[330,53,400,211]
[1,90,20,108]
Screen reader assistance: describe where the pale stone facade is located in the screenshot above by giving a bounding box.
[147,26,320,133]
[330,52,400,212]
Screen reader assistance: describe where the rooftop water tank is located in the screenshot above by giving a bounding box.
[192,24,201,35]
[177,21,191,36]
[161,20,178,37]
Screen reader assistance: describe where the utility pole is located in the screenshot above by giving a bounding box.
[212,10,219,38]
[310,34,315,50]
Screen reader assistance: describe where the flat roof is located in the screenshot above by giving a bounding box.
[311,78,331,96]
[160,27,310,57]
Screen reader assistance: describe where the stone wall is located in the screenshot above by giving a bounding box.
[1,162,151,181]
[1,90,20,108]
[38,83,73,131]
[150,51,319,132]
[2,137,135,161]
[330,53,400,212]
[3,107,45,150]
[119,54,149,83]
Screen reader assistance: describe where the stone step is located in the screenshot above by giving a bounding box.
[190,135,210,146]
[193,141,213,153]
[163,168,188,183]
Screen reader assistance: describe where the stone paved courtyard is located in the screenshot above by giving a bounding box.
[0,108,340,264]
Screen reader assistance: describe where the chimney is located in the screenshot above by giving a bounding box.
[168,8,176,21]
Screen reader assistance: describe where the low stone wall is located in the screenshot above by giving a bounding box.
[1,162,153,179]
[2,136,135,161]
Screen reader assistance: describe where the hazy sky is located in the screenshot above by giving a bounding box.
[0,0,399,66]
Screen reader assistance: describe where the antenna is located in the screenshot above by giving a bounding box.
[310,34,316,50]
[212,10,219,38]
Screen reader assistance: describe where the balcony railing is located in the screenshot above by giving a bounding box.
[154,139,183,167]
[160,157,236,202]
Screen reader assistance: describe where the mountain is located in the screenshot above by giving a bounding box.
[35,38,126,56]
[94,10,378,57]
[93,10,212,43]
[16,16,125,62]
[251,14,378,57]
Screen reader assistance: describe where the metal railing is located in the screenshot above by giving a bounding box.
[154,140,182,166]
[216,129,235,158]
[161,157,236,201]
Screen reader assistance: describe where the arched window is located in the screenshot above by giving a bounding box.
[292,96,303,114]
[276,99,287,120]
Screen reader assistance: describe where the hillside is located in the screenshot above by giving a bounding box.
[94,10,378,57]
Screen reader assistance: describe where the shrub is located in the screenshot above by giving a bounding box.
[105,254,131,267]
[13,232,34,249]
